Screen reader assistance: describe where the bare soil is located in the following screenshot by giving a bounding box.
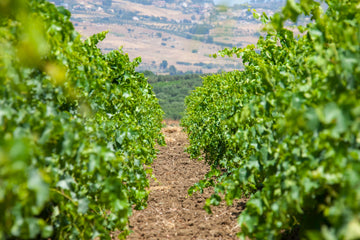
[125,121,247,240]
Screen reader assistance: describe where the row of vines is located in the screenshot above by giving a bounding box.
[182,0,360,239]
[0,0,163,239]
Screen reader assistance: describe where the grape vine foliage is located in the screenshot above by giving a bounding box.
[182,0,360,239]
[0,0,164,239]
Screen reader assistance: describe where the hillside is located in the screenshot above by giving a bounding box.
[50,0,287,74]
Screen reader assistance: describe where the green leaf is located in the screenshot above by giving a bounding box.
[77,198,89,214]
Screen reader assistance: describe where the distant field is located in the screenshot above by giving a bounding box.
[73,20,243,73]
[68,0,282,73]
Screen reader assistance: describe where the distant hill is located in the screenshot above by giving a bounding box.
[50,0,287,74]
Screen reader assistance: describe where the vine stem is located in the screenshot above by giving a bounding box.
[50,188,78,206]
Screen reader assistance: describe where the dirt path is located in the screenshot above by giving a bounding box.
[126,123,246,239]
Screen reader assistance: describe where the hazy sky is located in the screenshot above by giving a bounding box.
[213,0,249,6]
[213,0,287,6]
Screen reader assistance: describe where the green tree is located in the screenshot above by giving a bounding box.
[160,60,168,69]
[169,65,177,75]
[205,35,214,44]
[189,24,211,35]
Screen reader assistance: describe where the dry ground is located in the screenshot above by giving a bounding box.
[125,121,247,240]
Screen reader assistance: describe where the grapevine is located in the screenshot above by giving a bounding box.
[0,0,164,239]
[182,0,360,239]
